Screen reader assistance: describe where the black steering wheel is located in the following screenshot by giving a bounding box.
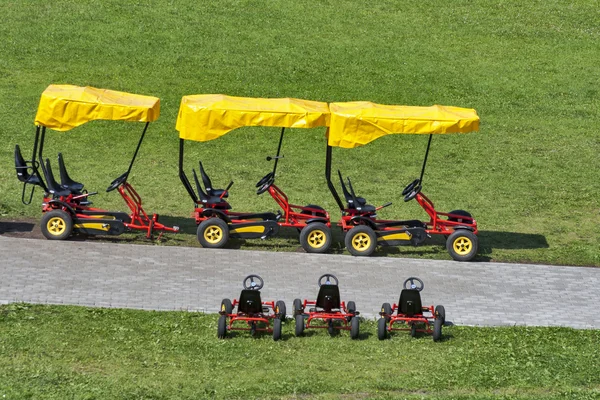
[106,172,128,192]
[402,178,422,202]
[243,274,264,290]
[403,277,424,292]
[318,273,339,287]
[256,172,275,195]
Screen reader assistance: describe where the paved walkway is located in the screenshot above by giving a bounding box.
[1,236,599,328]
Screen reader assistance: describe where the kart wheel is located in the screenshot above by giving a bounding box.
[328,319,335,336]
[350,316,360,340]
[346,301,356,315]
[275,300,287,320]
[293,298,303,317]
[250,322,257,337]
[295,314,305,337]
[410,323,417,337]
[217,315,227,339]
[435,305,446,325]
[40,210,73,240]
[197,218,229,248]
[433,318,443,342]
[299,222,332,254]
[448,210,472,223]
[377,317,388,340]
[446,230,478,261]
[220,298,233,314]
[381,302,393,322]
[345,225,377,256]
[273,318,282,341]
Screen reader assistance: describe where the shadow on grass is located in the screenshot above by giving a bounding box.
[0,221,35,234]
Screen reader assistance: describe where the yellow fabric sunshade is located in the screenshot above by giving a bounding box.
[34,84,160,131]
[176,94,330,142]
[328,102,480,148]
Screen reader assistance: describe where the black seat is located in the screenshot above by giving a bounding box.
[199,161,227,198]
[346,176,376,213]
[192,169,231,209]
[398,289,423,317]
[237,289,263,314]
[316,284,341,312]
[338,170,366,209]
[58,153,84,193]
[42,159,71,197]
[14,145,42,186]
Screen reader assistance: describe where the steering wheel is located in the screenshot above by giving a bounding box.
[256,172,275,195]
[402,179,421,196]
[403,277,424,292]
[318,273,339,287]
[106,172,128,192]
[243,274,264,290]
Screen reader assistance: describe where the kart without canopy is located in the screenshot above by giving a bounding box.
[176,94,333,253]
[377,277,445,341]
[292,274,360,339]
[325,102,480,261]
[218,275,286,341]
[14,85,179,240]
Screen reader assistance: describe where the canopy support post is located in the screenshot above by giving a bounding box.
[419,134,433,184]
[325,143,344,211]
[272,127,285,175]
[31,126,48,192]
[123,121,150,179]
[178,138,198,203]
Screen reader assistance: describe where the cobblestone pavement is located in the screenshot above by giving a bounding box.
[1,236,599,328]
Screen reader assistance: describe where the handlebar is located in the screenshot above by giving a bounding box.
[220,181,234,199]
[376,202,393,211]
[266,155,284,161]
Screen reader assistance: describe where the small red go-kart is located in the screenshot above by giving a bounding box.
[377,277,445,341]
[218,275,286,341]
[292,274,360,339]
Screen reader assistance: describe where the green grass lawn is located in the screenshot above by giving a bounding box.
[0,0,598,265]
[1,304,599,399]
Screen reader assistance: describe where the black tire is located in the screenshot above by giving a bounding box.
[220,298,233,314]
[275,300,286,320]
[273,318,282,341]
[346,301,356,314]
[433,318,443,342]
[410,323,417,338]
[328,319,335,336]
[197,218,229,248]
[295,314,305,337]
[381,302,393,322]
[250,322,257,337]
[435,305,446,325]
[292,298,303,317]
[40,210,73,240]
[377,317,388,340]
[350,316,359,340]
[446,229,478,261]
[301,204,327,218]
[448,210,472,223]
[217,315,227,339]
[299,222,332,254]
[345,225,377,256]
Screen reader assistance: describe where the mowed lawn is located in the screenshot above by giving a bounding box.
[1,304,599,399]
[0,0,598,266]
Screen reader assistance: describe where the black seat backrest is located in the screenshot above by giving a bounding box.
[316,284,341,312]
[346,178,364,211]
[199,161,214,194]
[14,145,41,185]
[338,170,354,207]
[58,153,84,192]
[43,159,71,197]
[237,289,263,314]
[398,289,423,317]
[192,168,210,202]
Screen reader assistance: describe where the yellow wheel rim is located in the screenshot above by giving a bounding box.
[351,232,371,251]
[221,304,226,312]
[275,306,279,314]
[307,229,326,249]
[453,236,473,256]
[204,225,223,244]
[47,217,66,236]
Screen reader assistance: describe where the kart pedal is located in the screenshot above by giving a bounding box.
[173,226,180,232]
[275,211,282,221]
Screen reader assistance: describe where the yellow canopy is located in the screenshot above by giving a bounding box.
[34,84,160,131]
[328,102,480,148]
[176,94,330,142]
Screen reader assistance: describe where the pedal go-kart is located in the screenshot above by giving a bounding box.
[292,274,360,339]
[176,94,333,253]
[14,84,179,240]
[377,277,445,341]
[325,101,480,261]
[218,274,286,341]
